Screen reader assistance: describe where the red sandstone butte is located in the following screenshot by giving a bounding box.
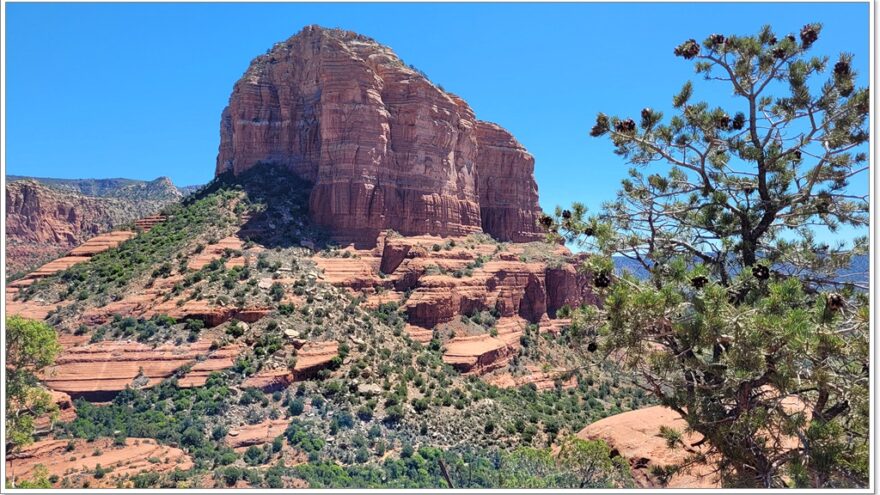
[216,25,543,245]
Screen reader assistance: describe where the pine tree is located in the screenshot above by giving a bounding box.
[554,24,869,488]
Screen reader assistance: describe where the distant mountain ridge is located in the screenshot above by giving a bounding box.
[5,176,191,277]
[7,175,199,201]
[613,255,869,287]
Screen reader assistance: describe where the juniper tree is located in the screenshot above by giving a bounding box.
[551,24,869,488]
[5,316,62,487]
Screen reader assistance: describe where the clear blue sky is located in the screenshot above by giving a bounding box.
[6,2,870,227]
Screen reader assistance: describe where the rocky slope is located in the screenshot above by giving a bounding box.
[6,166,649,489]
[216,25,543,245]
[5,179,178,276]
[7,175,190,201]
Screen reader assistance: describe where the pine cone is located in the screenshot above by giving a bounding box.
[768,35,778,45]
[590,114,610,137]
[792,150,802,160]
[773,47,787,59]
[786,34,796,43]
[731,112,746,130]
[561,209,572,219]
[539,215,554,228]
[752,265,770,280]
[816,192,832,214]
[593,272,611,288]
[827,293,845,311]
[709,33,726,47]
[834,61,851,76]
[800,25,818,48]
[583,227,595,237]
[615,118,637,134]
[715,113,730,129]
[691,276,708,289]
[674,39,700,59]
[641,107,653,120]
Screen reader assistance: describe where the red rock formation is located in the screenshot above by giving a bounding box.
[314,234,599,333]
[6,231,138,321]
[133,214,167,232]
[475,121,543,242]
[177,343,243,388]
[216,25,543,245]
[442,334,517,375]
[225,419,288,450]
[39,340,241,400]
[32,390,77,432]
[577,406,720,488]
[187,235,254,270]
[293,341,339,379]
[241,368,294,392]
[486,365,578,391]
[5,438,192,488]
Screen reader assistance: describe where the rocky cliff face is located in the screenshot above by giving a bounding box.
[216,25,543,245]
[4,181,172,276]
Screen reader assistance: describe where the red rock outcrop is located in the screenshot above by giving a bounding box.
[5,437,192,488]
[39,340,242,400]
[442,334,517,375]
[33,390,77,432]
[314,234,599,331]
[486,365,578,391]
[187,235,253,270]
[577,406,720,488]
[6,231,138,320]
[216,25,543,245]
[293,341,339,379]
[225,419,289,450]
[241,368,294,392]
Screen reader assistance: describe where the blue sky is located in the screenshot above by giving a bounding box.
[5,2,870,234]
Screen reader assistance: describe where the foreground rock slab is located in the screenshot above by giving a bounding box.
[577,405,720,488]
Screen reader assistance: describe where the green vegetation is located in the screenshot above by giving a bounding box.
[5,316,62,452]
[560,24,869,488]
[8,166,645,489]
[20,190,239,308]
[293,439,631,488]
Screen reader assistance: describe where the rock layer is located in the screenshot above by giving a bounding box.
[39,340,242,400]
[216,25,543,244]
[314,234,599,332]
[5,438,192,488]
